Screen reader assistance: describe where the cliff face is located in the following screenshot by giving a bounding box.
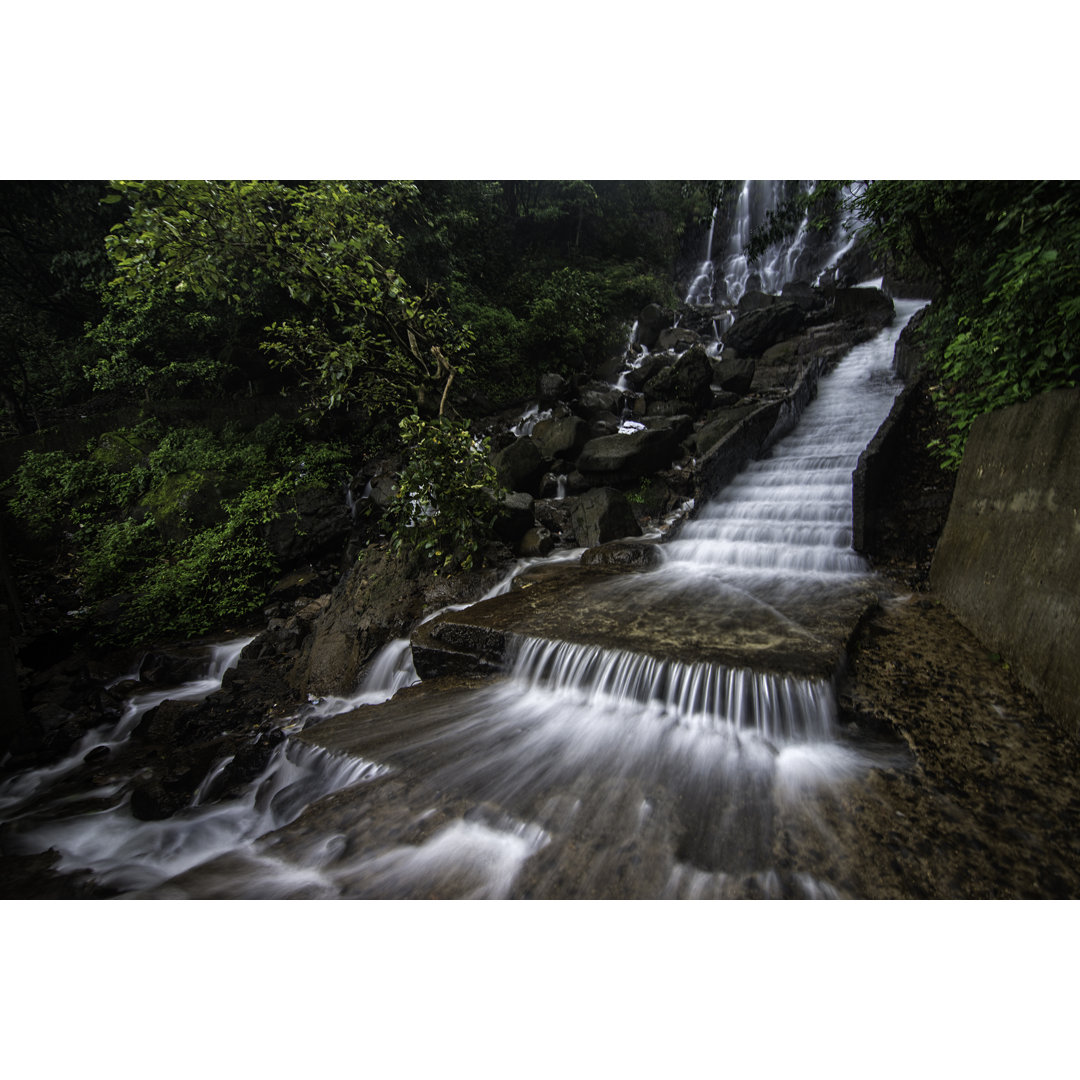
[931,388,1080,736]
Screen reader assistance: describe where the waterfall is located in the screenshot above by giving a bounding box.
[684,206,718,306]
[1,199,927,899]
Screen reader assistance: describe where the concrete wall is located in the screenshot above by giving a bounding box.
[930,388,1080,736]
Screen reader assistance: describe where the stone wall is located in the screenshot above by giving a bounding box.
[930,388,1080,735]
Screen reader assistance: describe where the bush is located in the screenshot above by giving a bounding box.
[387,413,504,572]
[9,417,352,642]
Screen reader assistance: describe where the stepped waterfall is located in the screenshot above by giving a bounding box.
[0,194,924,899]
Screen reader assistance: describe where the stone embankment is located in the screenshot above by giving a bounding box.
[930,387,1080,736]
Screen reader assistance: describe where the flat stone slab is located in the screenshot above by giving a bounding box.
[411,560,878,681]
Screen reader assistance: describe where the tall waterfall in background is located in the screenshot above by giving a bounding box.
[684,180,850,307]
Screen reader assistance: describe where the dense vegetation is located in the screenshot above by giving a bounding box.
[2,179,1076,643]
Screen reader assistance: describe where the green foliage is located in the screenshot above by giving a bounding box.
[387,414,504,572]
[10,417,352,641]
[523,267,605,372]
[86,279,237,398]
[926,185,1080,467]
[100,180,467,418]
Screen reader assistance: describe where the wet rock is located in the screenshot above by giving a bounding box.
[656,326,702,352]
[576,426,683,481]
[493,492,536,545]
[538,372,570,405]
[574,386,624,420]
[637,303,674,349]
[531,415,588,463]
[518,527,555,558]
[580,540,661,569]
[569,488,642,548]
[491,437,546,495]
[712,356,756,395]
[723,301,805,357]
[642,345,713,409]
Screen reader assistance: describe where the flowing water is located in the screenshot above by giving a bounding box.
[0,232,922,898]
[26,296,920,900]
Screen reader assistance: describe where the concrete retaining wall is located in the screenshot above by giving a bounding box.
[930,388,1080,736]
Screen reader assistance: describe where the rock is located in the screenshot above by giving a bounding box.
[576,425,683,480]
[643,345,713,410]
[538,372,569,405]
[580,540,661,569]
[569,488,642,548]
[491,437,546,494]
[574,386,624,419]
[780,281,828,314]
[656,327,702,352]
[264,484,351,564]
[493,491,536,545]
[621,352,674,391]
[518,527,555,557]
[829,287,894,328]
[531,415,588,463]
[723,301,805,357]
[588,413,622,438]
[637,303,674,349]
[712,356,756,395]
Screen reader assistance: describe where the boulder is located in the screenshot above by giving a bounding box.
[580,540,662,570]
[576,425,683,480]
[621,351,675,391]
[538,372,570,405]
[637,303,674,349]
[656,327,702,352]
[642,344,713,408]
[492,437,546,494]
[574,386,624,419]
[493,491,536,545]
[829,287,894,328]
[531,415,588,463]
[712,356,756,395]
[570,488,642,548]
[723,301,805,357]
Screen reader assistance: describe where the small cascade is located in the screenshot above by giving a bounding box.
[509,637,837,744]
[0,637,254,816]
[684,206,718,306]
[661,298,929,585]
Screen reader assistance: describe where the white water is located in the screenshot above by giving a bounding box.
[1,236,923,898]
[661,298,927,586]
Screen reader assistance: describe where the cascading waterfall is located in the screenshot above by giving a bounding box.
[0,200,926,898]
[684,206,718,306]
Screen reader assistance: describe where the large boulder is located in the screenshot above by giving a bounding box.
[711,355,756,396]
[656,326,702,352]
[646,345,713,406]
[538,372,570,406]
[570,488,642,548]
[573,385,624,420]
[492,437,546,494]
[829,287,894,328]
[637,303,674,349]
[621,351,675,391]
[576,422,686,480]
[723,301,805,357]
[531,415,588,463]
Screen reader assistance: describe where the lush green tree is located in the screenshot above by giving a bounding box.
[387,412,503,573]
[97,180,471,418]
